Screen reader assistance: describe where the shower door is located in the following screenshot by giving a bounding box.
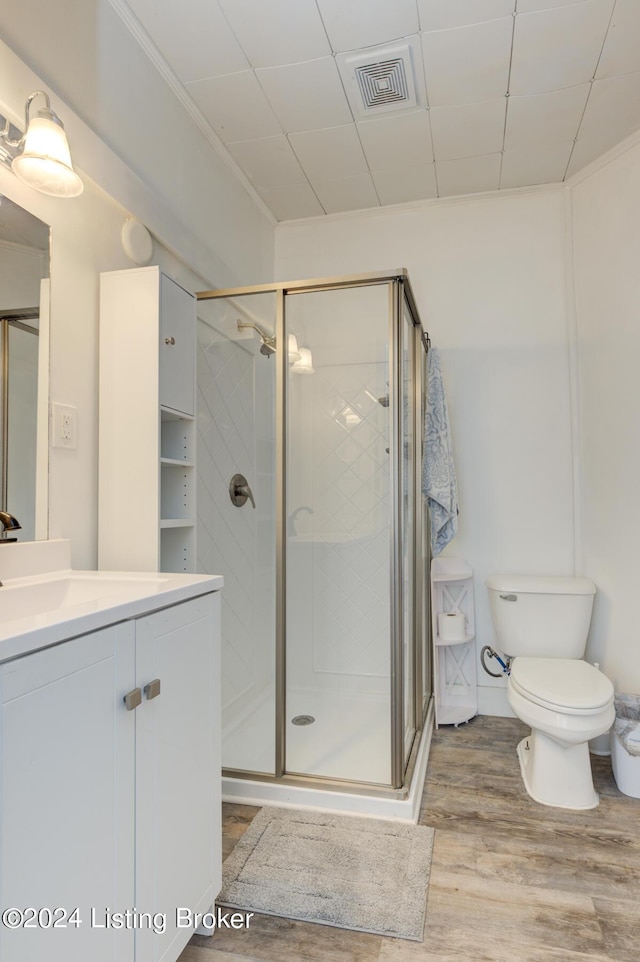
[197,270,432,795]
[196,291,277,775]
[284,284,392,784]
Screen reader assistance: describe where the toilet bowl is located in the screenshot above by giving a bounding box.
[508,657,615,809]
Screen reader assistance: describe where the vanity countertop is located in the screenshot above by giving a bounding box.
[0,567,223,664]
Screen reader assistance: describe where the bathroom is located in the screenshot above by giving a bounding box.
[1,1,639,960]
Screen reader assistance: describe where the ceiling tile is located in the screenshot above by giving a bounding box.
[357,110,433,172]
[500,142,573,188]
[371,165,438,205]
[289,126,368,183]
[436,153,502,195]
[430,99,506,161]
[315,0,419,53]
[417,0,515,32]
[565,136,612,177]
[186,71,282,142]
[517,0,594,10]
[226,136,309,190]
[504,85,590,150]
[596,0,640,79]
[422,18,513,107]
[256,183,324,221]
[128,0,250,82]
[312,174,380,214]
[217,0,330,67]
[510,0,615,96]
[576,71,640,145]
[568,72,640,177]
[256,58,352,133]
[126,0,249,81]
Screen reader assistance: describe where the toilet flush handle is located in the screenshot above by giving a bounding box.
[499,593,518,602]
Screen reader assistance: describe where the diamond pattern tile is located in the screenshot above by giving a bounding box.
[287,361,392,679]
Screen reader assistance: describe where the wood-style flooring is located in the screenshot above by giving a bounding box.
[178,715,640,962]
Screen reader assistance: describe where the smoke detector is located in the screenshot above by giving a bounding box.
[337,38,422,120]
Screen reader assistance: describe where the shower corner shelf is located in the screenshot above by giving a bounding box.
[99,267,197,575]
[431,557,478,728]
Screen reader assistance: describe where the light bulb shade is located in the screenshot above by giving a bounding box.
[287,334,301,363]
[292,347,315,374]
[11,116,83,197]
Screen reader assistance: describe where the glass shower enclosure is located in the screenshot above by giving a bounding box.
[196,270,431,796]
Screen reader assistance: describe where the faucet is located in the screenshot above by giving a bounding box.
[0,510,21,543]
[288,506,313,538]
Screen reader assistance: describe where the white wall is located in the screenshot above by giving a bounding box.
[276,188,576,714]
[570,136,640,694]
[0,27,274,567]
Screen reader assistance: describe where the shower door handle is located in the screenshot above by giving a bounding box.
[230,474,256,509]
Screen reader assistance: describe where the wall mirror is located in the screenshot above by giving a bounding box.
[0,193,49,542]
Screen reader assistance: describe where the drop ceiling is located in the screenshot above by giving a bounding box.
[121,0,640,221]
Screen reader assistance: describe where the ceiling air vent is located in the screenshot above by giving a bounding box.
[355,58,410,109]
[337,41,420,120]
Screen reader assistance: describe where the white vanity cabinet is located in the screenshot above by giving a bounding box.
[0,591,221,962]
[99,266,197,574]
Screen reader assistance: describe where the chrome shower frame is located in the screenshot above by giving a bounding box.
[197,268,433,800]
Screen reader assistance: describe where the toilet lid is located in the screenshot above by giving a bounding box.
[510,657,614,712]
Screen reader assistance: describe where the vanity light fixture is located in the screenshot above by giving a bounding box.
[0,90,83,198]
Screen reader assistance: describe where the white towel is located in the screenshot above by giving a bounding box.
[422,347,458,555]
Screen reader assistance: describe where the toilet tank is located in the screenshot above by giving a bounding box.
[486,575,596,658]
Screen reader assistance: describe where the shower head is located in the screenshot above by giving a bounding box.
[237,319,276,357]
[259,339,276,357]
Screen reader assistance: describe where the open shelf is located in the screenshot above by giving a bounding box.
[160,519,195,529]
[431,558,473,583]
[431,557,478,728]
[161,457,194,468]
[434,631,475,647]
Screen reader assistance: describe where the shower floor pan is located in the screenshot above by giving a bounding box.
[222,689,434,822]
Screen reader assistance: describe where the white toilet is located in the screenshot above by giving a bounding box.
[486,575,615,810]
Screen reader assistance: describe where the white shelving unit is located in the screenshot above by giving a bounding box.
[431,557,478,728]
[99,266,197,574]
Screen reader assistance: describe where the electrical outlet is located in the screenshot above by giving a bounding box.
[52,402,77,449]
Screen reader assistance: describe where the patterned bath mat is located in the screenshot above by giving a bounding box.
[218,806,434,941]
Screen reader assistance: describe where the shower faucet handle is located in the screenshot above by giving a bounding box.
[230,473,256,509]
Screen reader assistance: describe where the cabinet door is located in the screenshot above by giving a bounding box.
[159,274,195,417]
[0,624,136,962]
[135,593,221,962]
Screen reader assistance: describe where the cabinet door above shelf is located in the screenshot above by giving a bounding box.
[160,274,195,417]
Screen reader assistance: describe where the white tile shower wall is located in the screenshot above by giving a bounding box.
[197,321,275,745]
[287,362,390,693]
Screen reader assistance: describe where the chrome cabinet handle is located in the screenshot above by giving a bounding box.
[144,678,161,700]
[229,473,256,509]
[123,688,142,711]
[164,336,176,345]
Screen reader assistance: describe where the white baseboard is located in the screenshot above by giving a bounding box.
[477,685,515,718]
